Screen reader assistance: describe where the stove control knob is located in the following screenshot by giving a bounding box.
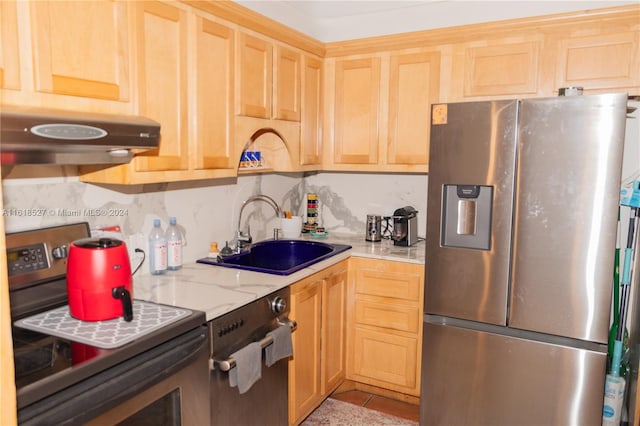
[52,245,68,259]
[270,296,286,314]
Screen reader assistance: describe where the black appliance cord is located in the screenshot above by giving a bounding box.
[131,248,145,275]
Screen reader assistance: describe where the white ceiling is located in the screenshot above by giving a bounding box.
[234,0,637,42]
[282,1,430,18]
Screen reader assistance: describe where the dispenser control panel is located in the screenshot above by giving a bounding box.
[441,184,493,250]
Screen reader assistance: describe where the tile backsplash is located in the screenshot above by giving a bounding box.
[1,170,428,273]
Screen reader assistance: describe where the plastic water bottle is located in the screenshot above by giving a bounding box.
[165,217,183,271]
[148,219,167,275]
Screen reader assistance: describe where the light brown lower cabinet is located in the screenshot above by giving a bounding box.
[289,260,348,426]
[346,257,425,396]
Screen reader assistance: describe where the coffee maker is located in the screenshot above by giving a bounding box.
[391,206,418,246]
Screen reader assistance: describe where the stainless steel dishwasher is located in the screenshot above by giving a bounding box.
[209,287,295,425]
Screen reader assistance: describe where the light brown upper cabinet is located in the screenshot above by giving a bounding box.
[325,57,381,168]
[0,0,20,91]
[2,1,634,185]
[81,2,237,184]
[30,1,131,102]
[191,15,236,171]
[2,0,134,114]
[324,51,439,172]
[236,33,272,118]
[236,32,301,121]
[553,31,639,94]
[300,55,323,167]
[445,8,639,100]
[451,40,542,99]
[275,45,302,121]
[132,0,189,173]
[387,51,440,169]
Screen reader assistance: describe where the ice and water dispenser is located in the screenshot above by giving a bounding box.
[441,184,493,250]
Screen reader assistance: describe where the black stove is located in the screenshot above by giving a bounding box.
[7,223,207,423]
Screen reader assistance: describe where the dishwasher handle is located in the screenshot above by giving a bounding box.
[210,318,296,371]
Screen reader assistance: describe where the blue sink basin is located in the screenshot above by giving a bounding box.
[196,239,351,275]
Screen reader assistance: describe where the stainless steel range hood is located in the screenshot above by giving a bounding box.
[0,106,161,165]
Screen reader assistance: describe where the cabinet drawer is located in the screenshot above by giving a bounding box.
[351,326,418,390]
[354,268,421,301]
[354,300,419,333]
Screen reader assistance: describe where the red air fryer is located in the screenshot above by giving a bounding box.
[66,237,133,322]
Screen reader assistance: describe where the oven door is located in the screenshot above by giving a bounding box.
[19,326,209,426]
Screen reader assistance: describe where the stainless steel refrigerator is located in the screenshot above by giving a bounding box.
[421,93,629,425]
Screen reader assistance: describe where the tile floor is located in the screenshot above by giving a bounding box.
[330,389,420,423]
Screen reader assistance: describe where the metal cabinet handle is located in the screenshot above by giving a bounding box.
[209,318,297,371]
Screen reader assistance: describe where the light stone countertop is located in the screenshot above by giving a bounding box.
[314,232,425,265]
[133,233,425,322]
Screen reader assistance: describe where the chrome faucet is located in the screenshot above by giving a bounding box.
[236,194,282,253]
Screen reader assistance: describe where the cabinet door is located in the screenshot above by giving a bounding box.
[332,57,381,165]
[387,51,440,167]
[133,1,188,172]
[554,32,639,92]
[449,41,541,101]
[300,55,322,165]
[351,326,419,391]
[237,32,272,119]
[191,15,235,170]
[321,268,347,395]
[289,278,322,425]
[274,45,301,121]
[0,0,20,90]
[30,0,130,101]
[347,258,424,396]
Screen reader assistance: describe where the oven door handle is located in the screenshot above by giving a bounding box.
[210,318,297,372]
